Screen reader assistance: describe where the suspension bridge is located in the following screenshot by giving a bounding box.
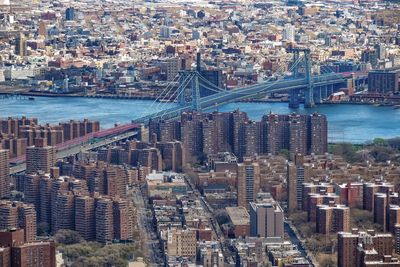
[135,48,367,123]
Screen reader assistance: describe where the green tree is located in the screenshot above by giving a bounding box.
[331,143,363,163]
[279,149,290,159]
[373,138,388,147]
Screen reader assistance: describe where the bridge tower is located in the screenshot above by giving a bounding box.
[177,52,203,111]
[304,49,314,108]
[191,71,201,111]
[289,49,301,109]
[288,47,314,108]
[177,70,202,111]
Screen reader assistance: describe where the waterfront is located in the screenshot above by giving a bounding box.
[1,97,399,143]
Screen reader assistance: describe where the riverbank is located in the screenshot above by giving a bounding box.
[1,96,399,143]
[1,88,398,107]
[0,91,158,100]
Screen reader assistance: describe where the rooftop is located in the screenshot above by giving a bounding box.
[226,206,250,225]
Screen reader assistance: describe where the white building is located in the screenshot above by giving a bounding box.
[283,24,295,42]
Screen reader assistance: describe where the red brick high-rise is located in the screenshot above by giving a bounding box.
[261,114,289,155]
[181,113,203,162]
[23,173,41,216]
[113,198,134,241]
[156,141,185,172]
[130,148,162,172]
[95,198,114,243]
[59,120,99,141]
[0,229,55,267]
[338,229,393,267]
[287,157,311,212]
[105,165,127,198]
[374,193,388,232]
[316,204,350,234]
[75,195,95,241]
[0,201,37,242]
[26,139,56,174]
[238,121,260,159]
[309,113,328,154]
[288,114,308,159]
[363,183,379,211]
[53,191,75,233]
[231,110,248,157]
[39,174,53,227]
[0,149,10,198]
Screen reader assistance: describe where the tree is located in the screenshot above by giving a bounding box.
[351,208,383,231]
[279,149,290,159]
[370,146,394,162]
[55,229,84,245]
[373,138,388,147]
[331,143,363,163]
[59,242,139,267]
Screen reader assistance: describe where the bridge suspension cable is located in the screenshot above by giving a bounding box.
[196,72,226,92]
[139,72,198,122]
[159,72,197,119]
[149,75,180,109]
[140,74,180,117]
[198,54,305,99]
[320,64,337,74]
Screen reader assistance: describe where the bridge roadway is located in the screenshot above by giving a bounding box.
[10,130,139,175]
[135,73,348,123]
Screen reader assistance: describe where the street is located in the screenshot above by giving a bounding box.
[130,185,164,266]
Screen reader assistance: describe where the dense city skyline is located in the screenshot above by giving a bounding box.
[0,0,399,266]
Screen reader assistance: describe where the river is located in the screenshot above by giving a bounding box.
[1,97,399,143]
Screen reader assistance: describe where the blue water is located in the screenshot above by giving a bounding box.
[1,97,399,143]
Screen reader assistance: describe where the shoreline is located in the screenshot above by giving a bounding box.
[1,92,396,107]
[0,91,157,100]
[1,93,399,144]
[0,89,398,107]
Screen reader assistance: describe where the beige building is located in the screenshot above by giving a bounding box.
[167,228,197,259]
[249,195,284,239]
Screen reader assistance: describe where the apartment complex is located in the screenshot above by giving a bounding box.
[149,111,328,162]
[338,229,396,267]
